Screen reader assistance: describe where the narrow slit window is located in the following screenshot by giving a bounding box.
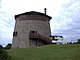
[13,31,17,36]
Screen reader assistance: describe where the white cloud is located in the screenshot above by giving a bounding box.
[51,0,80,42]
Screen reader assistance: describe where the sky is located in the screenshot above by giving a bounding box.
[0,0,80,46]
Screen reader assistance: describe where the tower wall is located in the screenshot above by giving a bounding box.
[12,12,51,48]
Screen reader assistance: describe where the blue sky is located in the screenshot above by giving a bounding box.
[0,0,80,46]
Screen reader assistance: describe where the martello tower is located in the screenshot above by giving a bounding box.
[12,8,52,48]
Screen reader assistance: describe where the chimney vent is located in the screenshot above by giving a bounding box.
[44,8,47,15]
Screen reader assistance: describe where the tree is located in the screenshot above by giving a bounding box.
[5,43,12,50]
[77,39,80,44]
[0,45,3,49]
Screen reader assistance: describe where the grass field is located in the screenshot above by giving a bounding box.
[8,44,80,60]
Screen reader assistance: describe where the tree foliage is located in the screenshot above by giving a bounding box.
[0,49,10,60]
[0,45,3,49]
[77,39,80,44]
[5,43,12,50]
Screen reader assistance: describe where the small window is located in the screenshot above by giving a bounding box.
[13,31,17,36]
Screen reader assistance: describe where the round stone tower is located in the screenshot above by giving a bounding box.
[12,9,52,48]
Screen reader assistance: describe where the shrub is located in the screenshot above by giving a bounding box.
[0,49,11,60]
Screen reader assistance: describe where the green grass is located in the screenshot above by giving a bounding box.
[8,44,80,60]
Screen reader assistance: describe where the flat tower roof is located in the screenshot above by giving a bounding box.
[15,11,52,20]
